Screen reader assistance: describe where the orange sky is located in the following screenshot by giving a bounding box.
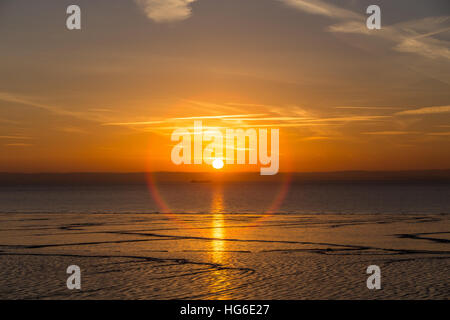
[0,0,449,172]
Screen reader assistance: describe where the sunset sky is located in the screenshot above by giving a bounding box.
[0,0,449,172]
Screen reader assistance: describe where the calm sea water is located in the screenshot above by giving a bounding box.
[0,182,449,215]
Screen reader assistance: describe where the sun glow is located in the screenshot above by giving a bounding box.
[212,158,224,169]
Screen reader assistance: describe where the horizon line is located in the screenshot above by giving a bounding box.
[1,169,450,175]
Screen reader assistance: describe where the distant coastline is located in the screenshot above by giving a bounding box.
[0,170,450,185]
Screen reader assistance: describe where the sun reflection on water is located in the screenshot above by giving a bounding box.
[209,184,231,299]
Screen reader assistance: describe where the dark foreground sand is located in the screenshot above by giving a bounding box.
[0,212,449,299]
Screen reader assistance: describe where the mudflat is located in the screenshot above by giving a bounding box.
[0,212,448,299]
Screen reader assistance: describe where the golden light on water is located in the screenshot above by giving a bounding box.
[209,184,231,299]
[211,185,225,261]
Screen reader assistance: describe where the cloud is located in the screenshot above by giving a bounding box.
[302,136,332,141]
[0,135,33,140]
[280,0,450,60]
[396,106,450,115]
[0,118,19,124]
[328,21,370,34]
[0,92,110,123]
[103,114,267,126]
[279,0,359,20]
[332,16,450,60]
[58,127,89,134]
[0,92,68,116]
[135,0,197,23]
[5,143,32,147]
[362,131,419,135]
[307,115,390,122]
[395,37,450,60]
[226,102,280,108]
[428,132,450,136]
[172,114,267,120]
[100,98,393,137]
[384,17,450,60]
[104,120,166,126]
[222,117,308,121]
[335,106,403,110]
[395,16,450,38]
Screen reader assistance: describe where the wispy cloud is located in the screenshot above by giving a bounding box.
[395,36,450,60]
[198,114,390,130]
[0,92,78,118]
[135,0,197,23]
[0,118,20,124]
[184,100,249,114]
[280,0,450,60]
[99,97,393,138]
[237,123,343,128]
[57,127,89,134]
[225,102,280,108]
[428,132,450,136]
[4,143,32,147]
[279,0,359,20]
[104,120,166,126]
[0,92,110,123]
[302,136,332,141]
[0,135,33,140]
[362,131,419,135]
[307,115,390,122]
[103,114,267,126]
[222,117,308,122]
[396,106,450,115]
[172,114,267,120]
[328,21,370,34]
[335,106,404,110]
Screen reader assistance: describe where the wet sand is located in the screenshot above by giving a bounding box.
[0,212,449,299]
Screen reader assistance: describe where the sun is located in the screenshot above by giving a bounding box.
[212,158,224,170]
